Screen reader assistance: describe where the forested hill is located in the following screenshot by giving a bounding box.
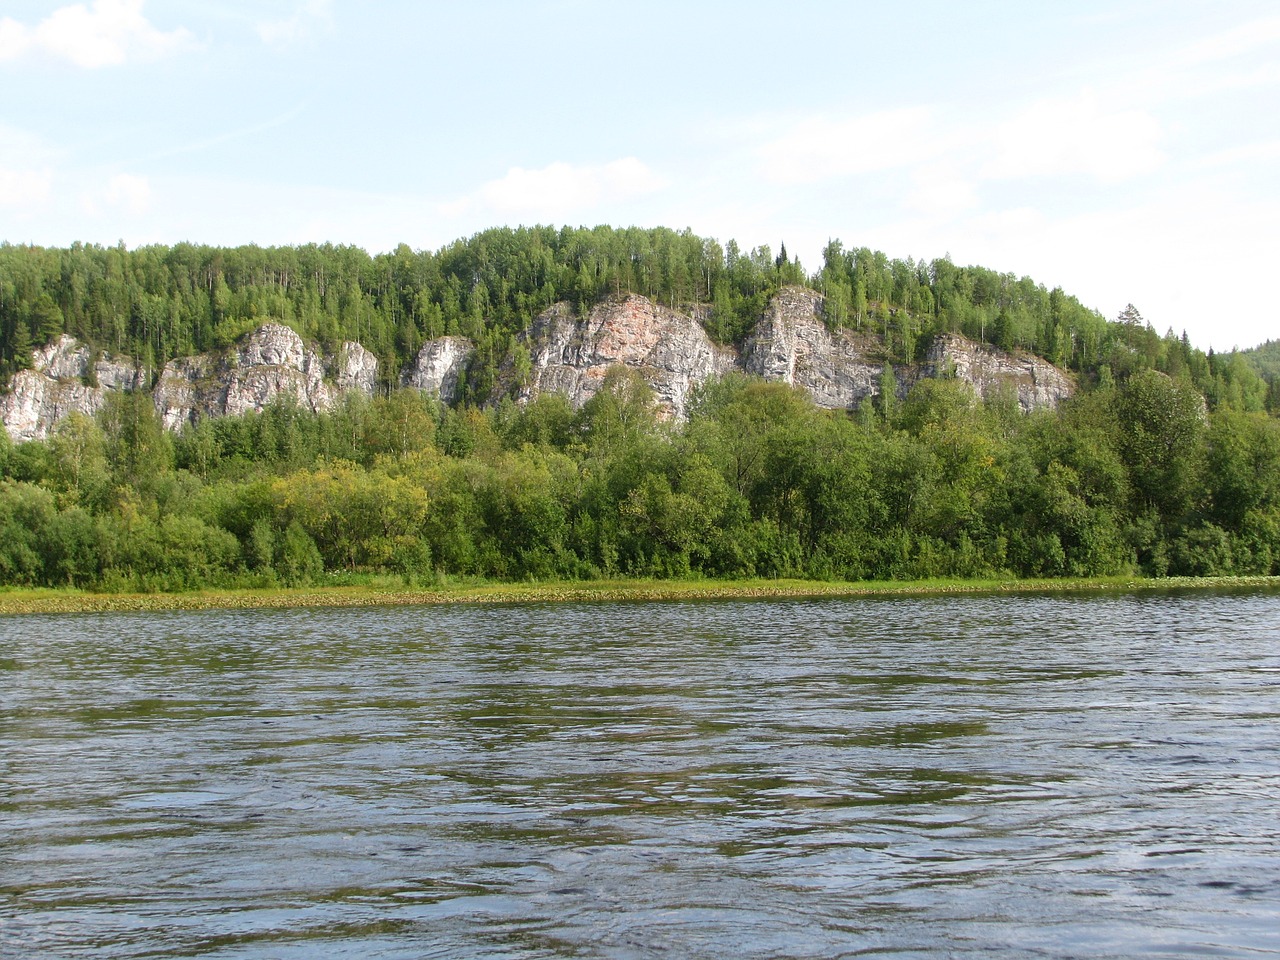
[2,226,1280,592]
[0,226,1271,411]
[1240,340,1280,385]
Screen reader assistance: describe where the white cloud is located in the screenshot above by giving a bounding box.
[1188,139,1280,171]
[0,123,61,166]
[0,125,58,210]
[0,0,192,68]
[1106,17,1280,106]
[983,91,1164,182]
[0,167,53,208]
[756,108,940,184]
[0,18,27,62]
[860,179,1280,351]
[448,157,667,221]
[105,172,151,214]
[1173,15,1280,70]
[905,164,979,219]
[257,0,333,46]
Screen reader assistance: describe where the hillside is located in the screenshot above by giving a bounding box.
[1239,340,1280,399]
[1,289,1075,443]
[1,227,1277,595]
[0,227,1270,430]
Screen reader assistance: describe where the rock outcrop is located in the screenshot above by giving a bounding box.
[510,296,737,418]
[921,334,1074,413]
[742,287,887,409]
[0,336,146,442]
[402,336,473,404]
[153,324,377,431]
[2,291,1075,441]
[742,288,1075,414]
[335,341,380,397]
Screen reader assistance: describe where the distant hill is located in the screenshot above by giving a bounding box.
[1238,340,1280,381]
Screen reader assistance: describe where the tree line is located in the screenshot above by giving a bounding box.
[2,364,1278,592]
[3,227,1271,410]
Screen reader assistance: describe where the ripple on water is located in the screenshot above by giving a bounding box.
[2,594,1280,959]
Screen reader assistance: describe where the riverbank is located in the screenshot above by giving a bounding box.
[2,574,1279,615]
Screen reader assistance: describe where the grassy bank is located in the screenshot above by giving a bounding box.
[2,574,1279,616]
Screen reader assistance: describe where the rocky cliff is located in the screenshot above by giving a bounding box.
[739,287,1074,413]
[741,287,887,409]
[920,334,1073,412]
[401,336,473,404]
[2,291,1074,441]
[0,336,147,442]
[153,324,379,431]
[506,296,737,418]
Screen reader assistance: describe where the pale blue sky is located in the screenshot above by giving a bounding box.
[2,0,1277,350]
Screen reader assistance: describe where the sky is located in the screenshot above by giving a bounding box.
[1,0,1278,351]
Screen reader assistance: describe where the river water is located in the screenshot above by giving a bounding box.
[2,592,1279,959]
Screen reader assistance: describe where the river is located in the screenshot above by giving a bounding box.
[3,592,1279,958]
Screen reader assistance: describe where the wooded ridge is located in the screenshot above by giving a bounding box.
[0,226,1276,592]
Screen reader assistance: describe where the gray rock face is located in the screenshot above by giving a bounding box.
[743,287,1075,414]
[0,336,146,442]
[33,336,94,382]
[742,287,887,409]
[154,324,382,430]
[336,341,380,396]
[2,292,1075,441]
[402,336,473,404]
[922,334,1074,413]
[513,295,737,418]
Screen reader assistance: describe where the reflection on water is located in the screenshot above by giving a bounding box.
[3,593,1280,958]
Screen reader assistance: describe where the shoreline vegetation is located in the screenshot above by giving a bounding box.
[3,574,1278,616]
[3,230,1280,600]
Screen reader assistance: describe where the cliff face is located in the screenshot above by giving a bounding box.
[2,291,1075,441]
[741,287,887,409]
[921,334,1074,413]
[0,336,146,442]
[153,324,379,431]
[740,288,1074,413]
[402,336,473,404]
[508,296,737,418]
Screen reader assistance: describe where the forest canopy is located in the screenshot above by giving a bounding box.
[4,226,1271,406]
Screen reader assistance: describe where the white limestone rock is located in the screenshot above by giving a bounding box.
[336,341,379,396]
[513,295,737,419]
[0,337,145,442]
[3,294,1075,443]
[401,336,474,404]
[153,324,380,430]
[741,286,887,409]
[922,334,1074,413]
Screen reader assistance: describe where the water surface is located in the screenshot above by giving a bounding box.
[3,593,1279,958]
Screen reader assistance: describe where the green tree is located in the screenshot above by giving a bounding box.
[272,459,430,570]
[577,366,660,453]
[1116,368,1206,521]
[365,390,439,459]
[48,412,109,505]
[98,391,174,496]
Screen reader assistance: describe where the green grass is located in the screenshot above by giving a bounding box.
[2,574,1278,615]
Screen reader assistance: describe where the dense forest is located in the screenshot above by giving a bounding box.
[1,226,1278,592]
[1241,339,1280,386]
[2,226,1272,406]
